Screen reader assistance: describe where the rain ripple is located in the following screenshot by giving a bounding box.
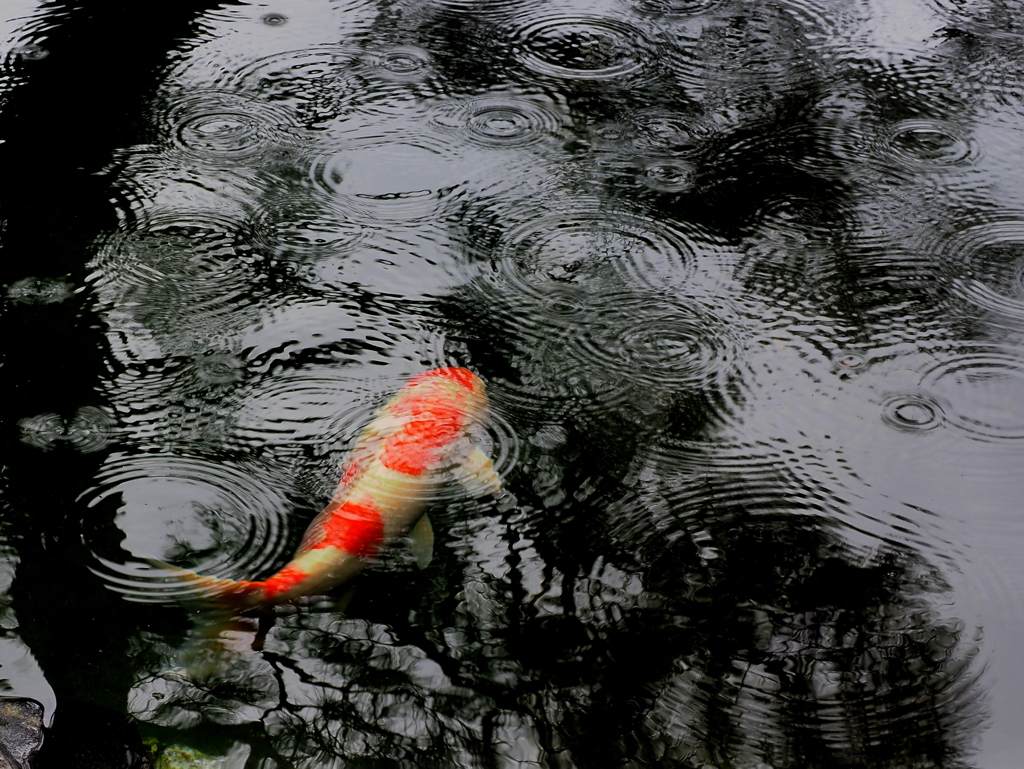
[879,392,948,434]
[10,43,48,61]
[159,91,297,160]
[936,219,1024,322]
[657,4,820,101]
[91,216,267,354]
[18,406,117,453]
[639,159,695,192]
[215,44,364,125]
[488,201,701,300]
[308,135,482,223]
[428,0,531,10]
[632,0,723,16]
[215,44,439,126]
[589,109,711,192]
[493,288,743,415]
[877,118,980,172]
[564,294,739,391]
[228,369,386,449]
[360,45,435,83]
[512,15,652,80]
[917,347,1024,442]
[260,12,288,26]
[82,454,293,604]
[429,91,570,147]
[617,438,851,554]
[251,196,366,261]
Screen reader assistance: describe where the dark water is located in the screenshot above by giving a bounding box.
[2,0,1024,766]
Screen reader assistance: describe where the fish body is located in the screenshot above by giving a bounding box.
[169,367,498,609]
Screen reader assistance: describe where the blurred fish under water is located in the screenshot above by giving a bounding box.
[151,367,503,672]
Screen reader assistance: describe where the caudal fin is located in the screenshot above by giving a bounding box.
[145,558,261,609]
[146,558,268,679]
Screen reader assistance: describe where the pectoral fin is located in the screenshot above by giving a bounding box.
[455,446,502,497]
[409,514,434,570]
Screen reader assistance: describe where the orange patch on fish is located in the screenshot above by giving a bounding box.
[319,501,385,557]
[381,425,460,474]
[407,366,478,392]
[381,440,434,475]
[383,397,467,475]
[261,564,310,600]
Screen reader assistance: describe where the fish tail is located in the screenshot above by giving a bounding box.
[145,557,261,609]
[147,558,268,679]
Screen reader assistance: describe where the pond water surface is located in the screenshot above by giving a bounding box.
[2,0,1024,767]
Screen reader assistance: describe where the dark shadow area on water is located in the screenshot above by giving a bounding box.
[0,1,249,765]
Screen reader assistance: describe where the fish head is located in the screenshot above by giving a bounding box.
[377,367,492,479]
[402,367,490,425]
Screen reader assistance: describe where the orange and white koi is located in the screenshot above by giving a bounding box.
[160,367,500,609]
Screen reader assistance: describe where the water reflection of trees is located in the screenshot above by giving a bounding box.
[0,0,1007,765]
[127,466,983,767]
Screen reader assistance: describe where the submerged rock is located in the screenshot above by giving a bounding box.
[146,740,251,769]
[152,744,216,769]
[0,697,44,769]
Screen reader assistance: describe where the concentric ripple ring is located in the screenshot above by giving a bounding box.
[81,454,293,604]
[513,15,650,80]
[491,204,699,299]
[938,220,1024,321]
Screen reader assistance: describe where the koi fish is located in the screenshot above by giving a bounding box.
[155,367,500,610]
